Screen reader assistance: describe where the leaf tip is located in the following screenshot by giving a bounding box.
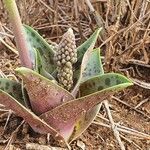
[15,67,30,76]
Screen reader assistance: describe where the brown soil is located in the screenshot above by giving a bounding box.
[0,0,150,150]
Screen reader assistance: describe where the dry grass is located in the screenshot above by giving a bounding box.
[0,0,150,149]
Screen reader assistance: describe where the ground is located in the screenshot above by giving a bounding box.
[0,0,150,149]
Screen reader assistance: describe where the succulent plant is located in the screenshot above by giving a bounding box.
[0,0,133,146]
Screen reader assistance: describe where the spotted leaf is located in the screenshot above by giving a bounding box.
[73,28,102,85]
[16,67,74,115]
[81,48,104,82]
[77,28,102,64]
[24,25,56,73]
[0,90,64,143]
[40,79,132,142]
[34,48,56,81]
[80,73,133,96]
[68,73,133,142]
[72,47,102,96]
[0,78,25,105]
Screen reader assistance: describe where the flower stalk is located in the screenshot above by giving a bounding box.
[3,0,32,68]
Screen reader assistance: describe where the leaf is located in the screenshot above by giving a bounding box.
[0,78,25,105]
[70,73,133,141]
[16,67,74,115]
[73,28,102,85]
[40,80,133,142]
[73,74,133,142]
[34,48,56,81]
[81,48,104,82]
[72,47,102,96]
[24,25,56,73]
[77,28,102,63]
[0,90,64,143]
[71,48,104,141]
[79,73,133,96]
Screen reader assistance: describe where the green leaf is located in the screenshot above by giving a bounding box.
[73,28,102,86]
[0,78,25,105]
[40,80,133,142]
[70,73,133,141]
[81,48,104,82]
[34,48,56,81]
[71,48,104,142]
[77,28,102,63]
[24,25,56,73]
[0,90,64,143]
[79,73,133,96]
[16,67,74,115]
[72,47,102,96]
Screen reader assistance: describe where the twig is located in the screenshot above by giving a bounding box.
[134,98,149,109]
[85,0,104,28]
[96,114,150,139]
[120,135,143,150]
[93,121,150,140]
[4,120,25,150]
[74,0,85,41]
[103,100,125,150]
[0,70,6,78]
[112,96,150,120]
[0,37,18,55]
[128,59,150,68]
[131,78,150,90]
[3,110,12,133]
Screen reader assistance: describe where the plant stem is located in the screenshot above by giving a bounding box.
[3,0,32,68]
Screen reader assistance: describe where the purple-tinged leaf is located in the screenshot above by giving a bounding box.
[0,90,64,143]
[40,88,114,142]
[71,73,133,141]
[16,67,74,115]
[40,80,132,142]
